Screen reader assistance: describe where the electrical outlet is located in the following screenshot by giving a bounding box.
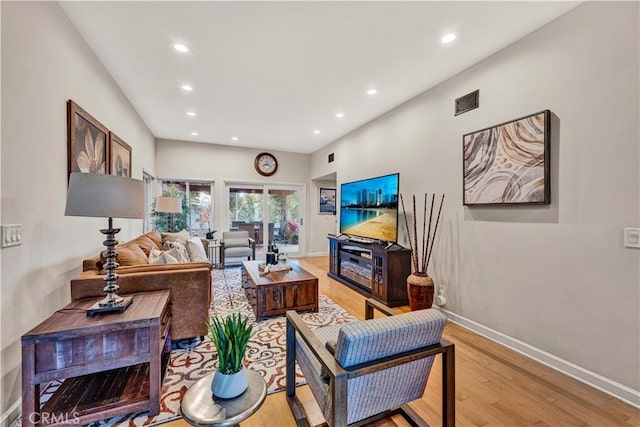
[1,224,22,248]
[624,228,640,248]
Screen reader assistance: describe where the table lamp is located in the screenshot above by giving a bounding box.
[65,172,144,315]
[155,196,182,232]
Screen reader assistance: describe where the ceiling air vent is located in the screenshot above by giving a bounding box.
[328,153,334,163]
[455,90,479,116]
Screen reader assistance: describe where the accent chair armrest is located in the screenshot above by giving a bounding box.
[365,298,399,319]
[285,310,347,379]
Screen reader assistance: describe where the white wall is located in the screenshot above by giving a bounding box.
[0,1,156,418]
[309,178,338,255]
[311,2,639,397]
[155,139,310,251]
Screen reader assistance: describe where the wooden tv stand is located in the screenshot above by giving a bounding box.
[327,236,411,307]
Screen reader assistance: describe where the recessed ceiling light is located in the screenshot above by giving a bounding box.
[441,33,457,44]
[231,136,238,141]
[181,84,193,91]
[191,132,198,136]
[336,112,344,118]
[186,111,196,117]
[366,89,377,95]
[173,43,189,53]
[314,130,320,134]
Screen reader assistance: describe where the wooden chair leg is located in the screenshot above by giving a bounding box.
[286,317,311,427]
[398,405,429,427]
[442,345,455,427]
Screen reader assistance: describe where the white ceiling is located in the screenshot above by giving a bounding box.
[59,1,580,154]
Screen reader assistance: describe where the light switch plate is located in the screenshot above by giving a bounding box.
[1,224,22,248]
[624,228,640,248]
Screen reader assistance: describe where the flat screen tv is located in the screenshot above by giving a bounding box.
[339,173,399,243]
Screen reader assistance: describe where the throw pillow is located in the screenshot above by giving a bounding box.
[143,231,163,249]
[116,243,148,266]
[162,240,190,263]
[149,248,180,264]
[164,248,183,264]
[130,235,157,256]
[148,248,165,264]
[186,236,208,262]
[161,229,190,244]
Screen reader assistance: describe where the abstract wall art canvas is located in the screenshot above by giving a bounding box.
[463,110,550,205]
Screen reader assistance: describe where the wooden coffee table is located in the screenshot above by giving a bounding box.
[241,260,318,321]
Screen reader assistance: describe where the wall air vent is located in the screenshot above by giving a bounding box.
[455,90,479,116]
[328,153,335,163]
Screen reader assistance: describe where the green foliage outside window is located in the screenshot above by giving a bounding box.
[151,184,189,232]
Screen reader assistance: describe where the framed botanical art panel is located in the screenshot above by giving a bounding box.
[109,132,132,177]
[463,110,550,205]
[67,100,109,179]
[319,188,336,214]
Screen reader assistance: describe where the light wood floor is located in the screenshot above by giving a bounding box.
[167,257,639,427]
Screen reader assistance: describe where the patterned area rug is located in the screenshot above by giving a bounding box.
[41,267,357,426]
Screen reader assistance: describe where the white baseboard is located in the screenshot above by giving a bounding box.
[436,308,640,409]
[305,251,329,257]
[0,399,20,427]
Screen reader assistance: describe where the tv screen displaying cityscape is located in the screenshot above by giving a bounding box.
[339,173,399,243]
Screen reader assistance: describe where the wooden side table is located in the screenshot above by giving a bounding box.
[207,239,222,269]
[21,290,171,426]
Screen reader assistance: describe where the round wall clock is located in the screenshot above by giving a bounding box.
[254,152,278,176]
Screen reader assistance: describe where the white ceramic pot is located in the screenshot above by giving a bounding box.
[211,366,249,399]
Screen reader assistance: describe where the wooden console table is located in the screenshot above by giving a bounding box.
[21,290,171,426]
[242,260,318,321]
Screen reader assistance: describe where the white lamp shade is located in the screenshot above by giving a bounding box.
[155,196,183,214]
[65,172,145,219]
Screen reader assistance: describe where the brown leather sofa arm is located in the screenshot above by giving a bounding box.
[83,256,102,272]
[71,266,212,340]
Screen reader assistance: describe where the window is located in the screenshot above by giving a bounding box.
[155,180,214,237]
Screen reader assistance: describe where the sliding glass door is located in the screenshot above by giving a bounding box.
[226,183,304,258]
[267,188,300,255]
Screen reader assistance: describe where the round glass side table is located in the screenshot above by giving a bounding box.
[180,369,267,427]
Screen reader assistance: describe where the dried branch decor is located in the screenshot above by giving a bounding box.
[400,193,445,273]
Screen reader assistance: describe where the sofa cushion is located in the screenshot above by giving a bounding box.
[116,242,148,266]
[142,231,163,249]
[130,235,157,256]
[224,238,250,248]
[186,236,208,262]
[149,248,180,264]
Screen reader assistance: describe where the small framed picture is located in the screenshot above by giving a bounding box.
[319,188,336,214]
[109,132,132,177]
[67,100,109,180]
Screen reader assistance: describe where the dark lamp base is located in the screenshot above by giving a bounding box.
[86,296,133,317]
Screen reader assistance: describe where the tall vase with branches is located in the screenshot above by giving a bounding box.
[400,193,445,310]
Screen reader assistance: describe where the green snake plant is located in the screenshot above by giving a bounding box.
[205,313,253,374]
